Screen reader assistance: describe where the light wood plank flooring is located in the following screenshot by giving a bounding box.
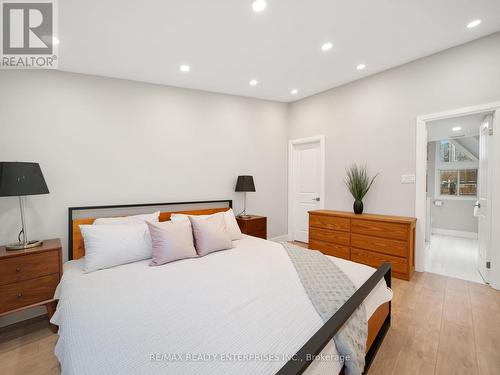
[1,271,499,375]
[369,272,500,375]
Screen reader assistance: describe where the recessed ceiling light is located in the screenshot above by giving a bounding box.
[179,64,191,72]
[356,63,366,70]
[249,79,258,86]
[452,126,463,132]
[321,42,333,51]
[291,89,299,95]
[467,19,482,29]
[252,0,267,13]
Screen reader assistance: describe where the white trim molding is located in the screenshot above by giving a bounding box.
[431,228,478,239]
[288,135,326,242]
[416,101,500,289]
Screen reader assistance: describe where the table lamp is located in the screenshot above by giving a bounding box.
[235,175,255,218]
[0,162,49,250]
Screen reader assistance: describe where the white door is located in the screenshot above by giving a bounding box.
[477,114,494,282]
[290,137,324,242]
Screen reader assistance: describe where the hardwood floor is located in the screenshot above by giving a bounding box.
[0,316,59,375]
[369,272,500,375]
[1,271,499,374]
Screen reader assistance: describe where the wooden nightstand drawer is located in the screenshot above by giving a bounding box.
[236,216,267,240]
[0,274,59,314]
[247,230,267,239]
[0,250,59,286]
[244,218,266,233]
[0,239,62,330]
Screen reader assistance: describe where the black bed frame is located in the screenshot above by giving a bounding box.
[67,199,391,375]
[277,262,391,375]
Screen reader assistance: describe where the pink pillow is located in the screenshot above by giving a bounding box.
[146,221,197,266]
[189,214,233,256]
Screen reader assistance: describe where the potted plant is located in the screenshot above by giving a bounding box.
[345,164,379,214]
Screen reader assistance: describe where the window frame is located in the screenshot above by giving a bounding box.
[434,142,478,200]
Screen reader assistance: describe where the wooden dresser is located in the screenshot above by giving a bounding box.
[236,215,267,239]
[0,239,62,327]
[309,211,416,280]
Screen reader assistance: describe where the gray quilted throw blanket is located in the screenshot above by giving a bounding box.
[282,242,367,375]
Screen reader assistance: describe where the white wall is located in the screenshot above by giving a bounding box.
[0,70,289,326]
[288,32,500,217]
[431,200,478,234]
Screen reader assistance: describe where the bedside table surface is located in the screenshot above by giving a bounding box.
[236,215,265,220]
[0,238,62,259]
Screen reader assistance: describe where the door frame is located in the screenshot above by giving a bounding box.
[415,101,500,288]
[288,135,326,241]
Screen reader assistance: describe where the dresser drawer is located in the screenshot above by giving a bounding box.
[309,227,350,246]
[309,214,350,232]
[351,219,408,241]
[351,233,408,258]
[351,248,408,275]
[0,274,59,314]
[309,240,350,260]
[0,251,59,286]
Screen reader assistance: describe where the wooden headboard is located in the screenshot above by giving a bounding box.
[68,200,232,260]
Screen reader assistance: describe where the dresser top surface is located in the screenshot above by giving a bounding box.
[0,239,61,259]
[309,210,416,224]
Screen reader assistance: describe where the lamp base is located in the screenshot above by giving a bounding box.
[6,240,43,251]
[237,214,252,219]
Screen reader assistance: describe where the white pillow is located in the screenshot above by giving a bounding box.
[93,211,160,225]
[80,224,152,273]
[171,209,242,240]
[221,209,243,240]
[147,221,198,266]
[188,214,233,256]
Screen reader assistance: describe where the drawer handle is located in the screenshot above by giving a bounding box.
[17,292,23,298]
[16,266,22,272]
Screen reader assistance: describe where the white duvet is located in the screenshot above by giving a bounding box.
[52,235,392,375]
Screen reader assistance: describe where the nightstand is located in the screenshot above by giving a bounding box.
[236,215,267,239]
[0,239,62,330]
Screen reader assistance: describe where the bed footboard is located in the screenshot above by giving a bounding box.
[277,262,391,375]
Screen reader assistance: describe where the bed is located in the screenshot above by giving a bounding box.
[52,200,392,375]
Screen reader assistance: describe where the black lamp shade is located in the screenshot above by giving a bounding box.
[235,175,255,192]
[0,162,49,197]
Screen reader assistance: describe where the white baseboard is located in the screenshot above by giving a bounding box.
[268,234,289,242]
[432,228,478,239]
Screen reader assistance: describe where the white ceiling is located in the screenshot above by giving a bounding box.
[58,0,500,102]
[427,112,492,141]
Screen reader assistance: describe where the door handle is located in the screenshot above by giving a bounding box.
[313,197,320,202]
